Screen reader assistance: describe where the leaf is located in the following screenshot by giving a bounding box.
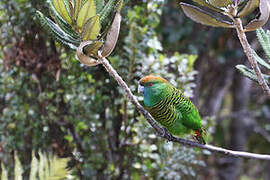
[100,0,119,28]
[30,151,39,180]
[49,1,80,39]
[95,0,104,13]
[77,41,100,66]
[36,11,79,49]
[237,0,259,18]
[84,41,103,56]
[244,0,270,32]
[252,49,270,70]
[48,155,71,179]
[77,0,96,29]
[81,15,101,40]
[52,0,72,24]
[1,163,8,180]
[180,3,234,28]
[38,151,45,180]
[208,0,232,7]
[192,0,224,12]
[14,151,23,180]
[236,64,270,84]
[256,28,270,61]
[74,0,82,20]
[101,12,121,57]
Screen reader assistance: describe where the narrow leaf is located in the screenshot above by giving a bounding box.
[95,0,104,13]
[49,1,80,39]
[30,151,39,180]
[14,152,23,180]
[1,163,8,180]
[101,12,121,57]
[256,28,270,61]
[244,0,270,32]
[76,41,100,66]
[252,49,270,70]
[81,15,101,40]
[77,0,96,29]
[52,0,72,24]
[180,3,234,28]
[38,151,45,180]
[237,0,259,18]
[74,0,82,20]
[100,0,118,28]
[236,64,270,84]
[36,11,79,49]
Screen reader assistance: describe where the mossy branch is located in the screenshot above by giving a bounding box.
[96,54,270,161]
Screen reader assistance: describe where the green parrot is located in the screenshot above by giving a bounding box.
[138,75,206,144]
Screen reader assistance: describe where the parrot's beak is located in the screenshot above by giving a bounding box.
[138,84,144,94]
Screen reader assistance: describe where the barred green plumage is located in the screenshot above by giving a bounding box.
[138,75,206,144]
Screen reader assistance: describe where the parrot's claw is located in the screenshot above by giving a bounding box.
[159,128,173,142]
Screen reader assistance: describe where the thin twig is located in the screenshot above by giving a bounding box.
[97,56,270,161]
[233,18,270,96]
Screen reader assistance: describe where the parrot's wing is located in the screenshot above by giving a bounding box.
[174,98,202,130]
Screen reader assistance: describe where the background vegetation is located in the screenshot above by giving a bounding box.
[0,0,270,179]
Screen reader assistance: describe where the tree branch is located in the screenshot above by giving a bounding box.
[97,56,270,161]
[233,18,270,97]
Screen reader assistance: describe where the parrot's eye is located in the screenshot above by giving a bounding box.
[148,83,153,87]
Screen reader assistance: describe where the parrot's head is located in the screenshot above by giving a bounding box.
[138,75,169,107]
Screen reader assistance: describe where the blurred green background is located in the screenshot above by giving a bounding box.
[0,0,270,179]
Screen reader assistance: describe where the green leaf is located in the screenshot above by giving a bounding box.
[77,0,96,29]
[244,0,270,32]
[81,15,101,40]
[84,40,103,56]
[36,11,79,49]
[208,0,232,7]
[52,0,72,24]
[100,0,119,28]
[1,163,8,180]
[236,64,270,84]
[180,3,234,28]
[95,0,104,13]
[14,151,23,180]
[252,49,270,70]
[49,1,80,39]
[38,151,45,180]
[74,0,82,20]
[256,28,270,61]
[30,151,39,180]
[237,0,259,18]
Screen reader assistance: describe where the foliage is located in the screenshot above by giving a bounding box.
[236,28,270,84]
[180,0,270,32]
[1,0,269,179]
[37,0,122,61]
[0,0,208,179]
[1,151,74,180]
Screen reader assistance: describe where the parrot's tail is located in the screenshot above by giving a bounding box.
[194,128,207,145]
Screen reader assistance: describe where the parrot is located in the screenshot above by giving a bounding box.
[138,75,206,144]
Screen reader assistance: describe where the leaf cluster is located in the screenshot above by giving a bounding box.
[180,0,270,32]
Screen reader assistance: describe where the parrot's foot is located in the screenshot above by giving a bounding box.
[158,128,173,142]
[192,134,206,145]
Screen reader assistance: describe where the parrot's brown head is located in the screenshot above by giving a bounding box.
[138,75,170,107]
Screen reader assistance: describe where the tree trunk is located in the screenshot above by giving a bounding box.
[217,69,251,180]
